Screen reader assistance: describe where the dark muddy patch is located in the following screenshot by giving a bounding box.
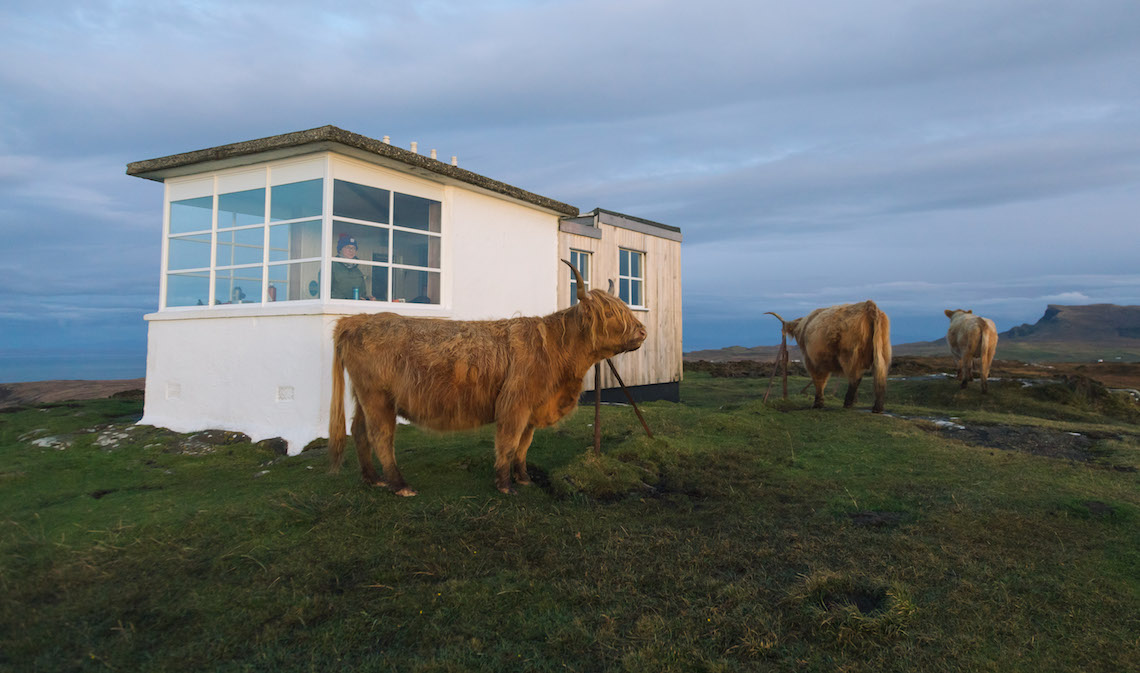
[89,485,164,499]
[821,587,888,614]
[848,511,905,528]
[922,423,1124,463]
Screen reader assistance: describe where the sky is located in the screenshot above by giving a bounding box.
[2,0,1139,381]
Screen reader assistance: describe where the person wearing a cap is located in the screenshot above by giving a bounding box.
[331,235,375,300]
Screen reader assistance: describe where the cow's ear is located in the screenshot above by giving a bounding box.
[966,310,973,314]
[944,309,954,318]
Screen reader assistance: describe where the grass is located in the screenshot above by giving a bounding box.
[1,373,1139,672]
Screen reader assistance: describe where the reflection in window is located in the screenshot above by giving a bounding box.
[333,180,389,224]
[166,271,210,307]
[269,220,321,262]
[393,193,441,232]
[267,261,320,302]
[215,227,264,267]
[218,188,265,228]
[169,196,213,234]
[271,179,323,221]
[214,268,263,305]
[168,234,212,270]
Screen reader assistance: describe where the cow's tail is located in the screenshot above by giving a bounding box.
[977,316,994,392]
[328,332,347,473]
[764,311,789,335]
[869,302,891,413]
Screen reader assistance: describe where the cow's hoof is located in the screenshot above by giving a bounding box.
[497,486,517,495]
[515,477,533,487]
[365,478,389,487]
[871,407,884,414]
[393,487,417,497]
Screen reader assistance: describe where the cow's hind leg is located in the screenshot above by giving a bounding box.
[351,405,386,487]
[512,425,536,486]
[959,353,973,389]
[810,372,830,409]
[493,415,528,494]
[360,391,414,496]
[843,376,863,408]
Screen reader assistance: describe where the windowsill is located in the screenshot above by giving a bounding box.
[629,306,649,312]
[146,300,450,321]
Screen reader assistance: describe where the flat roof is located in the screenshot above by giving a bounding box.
[126,125,579,217]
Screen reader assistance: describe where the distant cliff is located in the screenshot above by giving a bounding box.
[1002,304,1140,342]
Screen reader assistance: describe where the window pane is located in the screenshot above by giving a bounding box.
[271,179,323,221]
[333,180,390,224]
[631,279,642,307]
[268,261,320,302]
[166,271,210,307]
[631,252,642,278]
[214,267,262,305]
[168,234,212,270]
[393,268,440,304]
[570,280,579,305]
[393,230,440,268]
[269,220,321,262]
[218,188,265,228]
[620,250,629,276]
[393,193,441,233]
[216,227,264,267]
[619,278,630,303]
[170,196,212,234]
[333,221,389,263]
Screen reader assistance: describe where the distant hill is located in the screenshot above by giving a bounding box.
[685,304,1140,363]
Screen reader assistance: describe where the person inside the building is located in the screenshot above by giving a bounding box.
[331,235,375,300]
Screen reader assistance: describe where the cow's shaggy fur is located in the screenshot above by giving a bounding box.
[768,301,892,413]
[329,266,647,496]
[944,309,998,393]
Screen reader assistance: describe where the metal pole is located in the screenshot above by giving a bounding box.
[605,359,653,439]
[593,362,602,456]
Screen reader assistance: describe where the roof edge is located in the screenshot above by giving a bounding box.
[126,125,579,217]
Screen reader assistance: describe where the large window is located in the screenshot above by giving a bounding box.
[330,180,441,304]
[618,248,644,308]
[165,179,323,307]
[162,173,443,308]
[569,249,590,305]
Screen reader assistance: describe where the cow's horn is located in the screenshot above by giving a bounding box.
[607,279,615,295]
[562,259,588,303]
[764,311,787,325]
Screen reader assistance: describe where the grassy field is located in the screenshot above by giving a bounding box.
[2,371,1139,672]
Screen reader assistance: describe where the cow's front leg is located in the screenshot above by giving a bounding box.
[512,425,536,486]
[493,417,528,494]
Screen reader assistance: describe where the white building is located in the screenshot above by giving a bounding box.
[127,126,682,453]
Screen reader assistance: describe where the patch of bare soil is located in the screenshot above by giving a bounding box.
[922,423,1136,470]
[0,379,145,410]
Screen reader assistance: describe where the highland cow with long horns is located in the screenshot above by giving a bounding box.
[329,261,647,495]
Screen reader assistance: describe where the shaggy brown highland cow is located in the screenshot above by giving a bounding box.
[329,261,647,495]
[766,301,892,413]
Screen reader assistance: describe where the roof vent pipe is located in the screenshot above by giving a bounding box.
[410,141,418,154]
[430,149,437,159]
[382,135,390,144]
[451,156,458,167]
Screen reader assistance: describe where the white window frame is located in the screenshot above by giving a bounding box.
[618,248,646,309]
[569,249,591,305]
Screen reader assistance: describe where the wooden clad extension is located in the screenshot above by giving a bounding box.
[558,209,683,392]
